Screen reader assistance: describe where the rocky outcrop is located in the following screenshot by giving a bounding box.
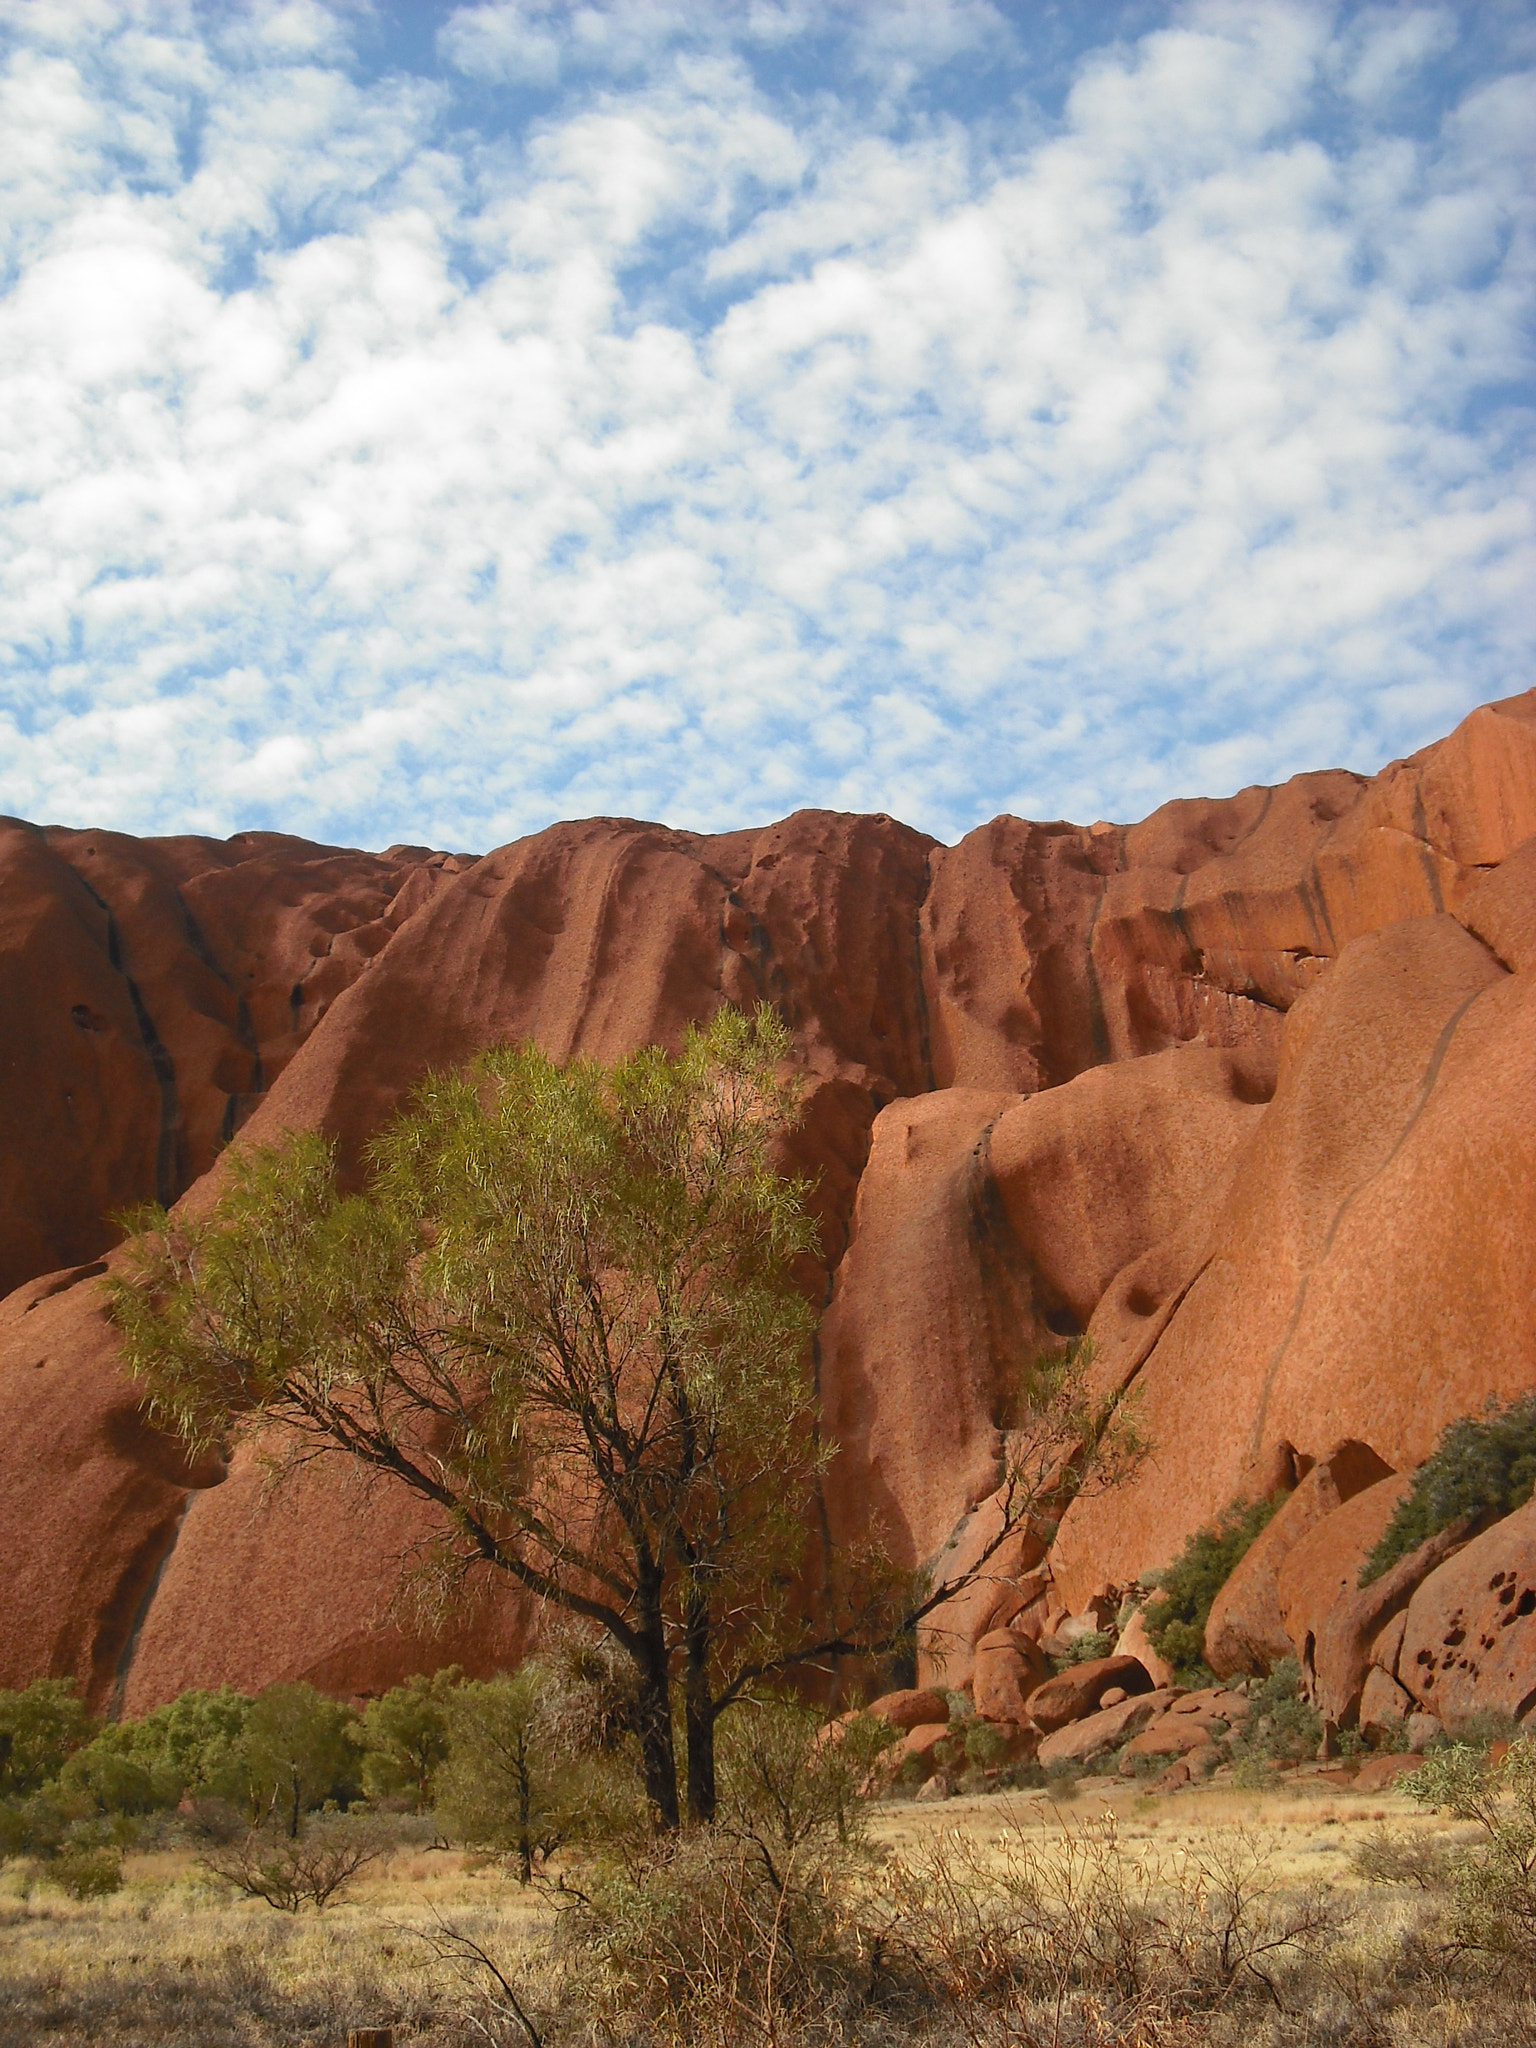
[1397,1498,1536,1728]
[0,690,1533,1711]
[1205,1442,1396,1679]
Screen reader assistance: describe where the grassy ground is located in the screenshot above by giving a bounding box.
[0,1768,1525,2047]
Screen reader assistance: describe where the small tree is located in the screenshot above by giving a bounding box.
[1140,1493,1281,1683]
[114,1008,1143,1830]
[359,1669,460,1808]
[0,1680,96,1798]
[437,1670,568,1882]
[239,1682,360,1837]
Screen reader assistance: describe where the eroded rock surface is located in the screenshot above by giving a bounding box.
[1,690,1533,1709]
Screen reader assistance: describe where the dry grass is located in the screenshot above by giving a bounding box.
[0,1777,1527,2048]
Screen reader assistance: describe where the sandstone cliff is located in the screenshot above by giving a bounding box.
[1,690,1532,1715]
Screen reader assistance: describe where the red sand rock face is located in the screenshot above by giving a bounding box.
[120,1443,532,1716]
[0,1263,214,1705]
[1205,1442,1396,1680]
[1398,1498,1536,1728]
[0,821,446,1300]
[1051,912,1532,1607]
[1,691,1534,1708]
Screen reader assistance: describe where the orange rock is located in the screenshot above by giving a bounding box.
[1205,1442,1396,1679]
[1053,907,1530,1607]
[1118,1717,1217,1771]
[900,1723,955,1780]
[1353,1754,1423,1793]
[972,1630,1052,1723]
[1359,1666,1416,1744]
[1036,1689,1177,1767]
[864,1688,952,1732]
[1398,1497,1536,1728]
[119,1438,532,1715]
[1027,1656,1156,1733]
[1114,1607,1175,1689]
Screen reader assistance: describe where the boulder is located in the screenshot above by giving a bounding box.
[1398,1495,1536,1728]
[1115,1605,1175,1689]
[865,1689,953,1733]
[1205,1441,1396,1679]
[1037,1690,1178,1768]
[1359,1667,1416,1744]
[973,1630,1053,1724]
[1027,1656,1156,1733]
[1118,1717,1221,1772]
[1298,1509,1472,1728]
[1353,1754,1424,1792]
[900,1723,955,1781]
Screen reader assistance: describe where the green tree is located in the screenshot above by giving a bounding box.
[113,1008,1142,1830]
[359,1669,460,1807]
[239,1683,360,1837]
[0,1680,95,1798]
[437,1670,569,1882]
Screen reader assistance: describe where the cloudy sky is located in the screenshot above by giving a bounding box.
[1,0,1531,851]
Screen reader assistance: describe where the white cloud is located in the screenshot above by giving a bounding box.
[0,0,1530,851]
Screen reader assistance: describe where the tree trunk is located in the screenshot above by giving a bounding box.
[683,1589,716,1824]
[633,1624,680,1831]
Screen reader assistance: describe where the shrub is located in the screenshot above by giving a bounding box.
[1052,1629,1115,1670]
[1230,1658,1322,1773]
[358,1668,459,1808]
[0,1679,96,1797]
[238,1682,361,1835]
[1140,1493,1281,1683]
[1361,1394,1536,1586]
[436,1668,581,1881]
[200,1813,388,1911]
[1409,1736,1536,1970]
[45,1844,124,1899]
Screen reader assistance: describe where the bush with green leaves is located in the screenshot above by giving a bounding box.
[435,1668,577,1882]
[1139,1494,1280,1683]
[358,1668,460,1808]
[45,1843,125,1899]
[238,1682,361,1835]
[1052,1629,1115,1671]
[1229,1658,1322,1780]
[1361,1394,1536,1586]
[0,1679,96,1797]
[1410,1736,1536,1969]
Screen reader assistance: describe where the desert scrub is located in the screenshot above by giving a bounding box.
[1140,1494,1281,1684]
[1409,1734,1536,1971]
[1360,1393,1536,1586]
[1228,1659,1322,1783]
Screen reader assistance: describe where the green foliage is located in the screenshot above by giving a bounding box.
[239,1682,361,1836]
[1140,1493,1281,1684]
[1052,1629,1115,1670]
[57,1687,253,1817]
[436,1669,574,1882]
[1410,1737,1536,1968]
[1229,1658,1322,1777]
[46,1844,125,1899]
[716,1698,898,1859]
[358,1669,460,1807]
[1361,1394,1536,1586]
[0,1680,96,1797]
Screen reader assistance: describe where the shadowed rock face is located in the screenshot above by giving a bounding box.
[1,690,1533,1711]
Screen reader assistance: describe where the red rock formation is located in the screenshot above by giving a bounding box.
[1205,1442,1396,1680]
[0,690,1533,1713]
[1397,1498,1536,1728]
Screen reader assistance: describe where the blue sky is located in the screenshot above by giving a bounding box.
[1,0,1531,851]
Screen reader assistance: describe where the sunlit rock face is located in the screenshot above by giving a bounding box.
[1,689,1532,1714]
